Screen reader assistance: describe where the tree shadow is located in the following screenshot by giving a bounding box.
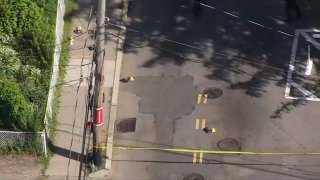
[270,99,307,119]
[116,0,320,116]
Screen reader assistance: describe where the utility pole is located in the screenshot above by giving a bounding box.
[92,0,106,168]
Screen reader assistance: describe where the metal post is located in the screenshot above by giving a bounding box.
[41,131,47,157]
[92,0,106,168]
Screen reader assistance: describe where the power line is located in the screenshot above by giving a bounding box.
[64,0,95,179]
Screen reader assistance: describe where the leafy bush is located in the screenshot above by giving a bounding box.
[0,0,57,132]
[0,80,32,131]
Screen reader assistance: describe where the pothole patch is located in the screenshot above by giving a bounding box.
[183,173,204,180]
[203,87,223,99]
[116,118,136,133]
[217,138,241,151]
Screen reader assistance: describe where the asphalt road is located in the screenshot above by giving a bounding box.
[111,0,320,179]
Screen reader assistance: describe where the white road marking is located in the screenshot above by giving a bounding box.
[277,30,294,37]
[223,11,239,18]
[247,20,266,28]
[194,1,216,10]
[285,29,320,101]
[284,30,299,98]
[300,31,320,50]
[305,45,313,76]
[313,34,320,38]
[285,95,320,101]
[290,82,317,99]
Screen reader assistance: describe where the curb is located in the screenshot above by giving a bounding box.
[105,0,129,176]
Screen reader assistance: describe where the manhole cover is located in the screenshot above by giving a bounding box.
[203,87,223,99]
[217,138,241,151]
[183,173,204,180]
[116,118,136,133]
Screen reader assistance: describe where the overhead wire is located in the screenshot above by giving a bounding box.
[64,0,95,179]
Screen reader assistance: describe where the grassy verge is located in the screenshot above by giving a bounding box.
[40,0,76,170]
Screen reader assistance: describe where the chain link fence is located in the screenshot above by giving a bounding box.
[0,131,47,156]
[44,0,65,130]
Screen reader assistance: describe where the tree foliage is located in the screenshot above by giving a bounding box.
[0,0,57,131]
[0,80,32,131]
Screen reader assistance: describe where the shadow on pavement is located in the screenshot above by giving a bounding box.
[115,0,320,116]
[48,140,86,162]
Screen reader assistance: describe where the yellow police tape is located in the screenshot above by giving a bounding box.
[93,145,320,155]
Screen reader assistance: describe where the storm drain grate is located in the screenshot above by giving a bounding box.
[116,118,136,133]
[217,138,241,151]
[183,173,204,180]
[203,87,223,99]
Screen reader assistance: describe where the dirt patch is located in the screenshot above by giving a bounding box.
[0,154,43,180]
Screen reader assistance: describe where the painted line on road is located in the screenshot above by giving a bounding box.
[284,95,320,101]
[195,119,200,129]
[285,30,299,98]
[201,119,206,129]
[197,94,208,104]
[223,11,239,18]
[203,94,208,104]
[301,31,320,50]
[193,153,197,164]
[247,20,266,28]
[199,152,203,164]
[285,29,320,101]
[197,94,202,104]
[277,30,293,37]
[290,82,317,98]
[193,1,293,37]
[192,152,203,164]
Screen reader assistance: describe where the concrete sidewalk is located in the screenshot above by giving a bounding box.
[45,0,95,178]
[45,0,127,178]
